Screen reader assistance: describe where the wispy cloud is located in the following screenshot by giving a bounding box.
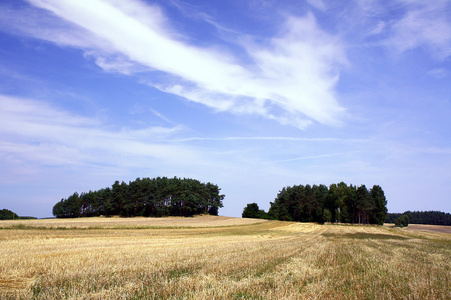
[427,68,448,79]
[174,136,345,143]
[384,1,451,59]
[4,0,347,129]
[307,0,326,11]
[274,151,352,163]
[340,1,451,60]
[368,20,386,35]
[0,95,198,170]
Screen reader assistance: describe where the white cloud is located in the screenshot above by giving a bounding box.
[0,2,105,50]
[247,14,346,125]
[0,95,199,169]
[174,136,344,142]
[427,68,447,79]
[8,0,347,129]
[386,1,451,59]
[307,0,326,11]
[369,20,386,35]
[274,151,351,163]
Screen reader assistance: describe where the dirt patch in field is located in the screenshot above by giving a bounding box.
[406,224,451,234]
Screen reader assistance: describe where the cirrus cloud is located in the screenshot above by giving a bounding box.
[4,0,347,129]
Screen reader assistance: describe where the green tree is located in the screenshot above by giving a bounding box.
[242,203,267,219]
[267,182,388,225]
[0,209,19,220]
[99,187,113,215]
[268,187,292,221]
[322,209,332,223]
[52,200,65,218]
[242,203,260,218]
[356,185,372,224]
[67,192,81,218]
[334,182,352,223]
[203,182,224,216]
[53,177,224,218]
[370,185,387,225]
[395,214,409,227]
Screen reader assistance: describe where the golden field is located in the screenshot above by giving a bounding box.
[0,215,266,229]
[1,216,450,299]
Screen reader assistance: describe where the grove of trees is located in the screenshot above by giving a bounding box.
[0,209,19,220]
[52,177,224,218]
[260,182,387,225]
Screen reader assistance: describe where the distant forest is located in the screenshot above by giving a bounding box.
[52,177,224,218]
[386,211,451,226]
[265,182,387,225]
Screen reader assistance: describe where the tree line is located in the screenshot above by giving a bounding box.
[243,182,387,225]
[386,211,451,226]
[52,177,224,218]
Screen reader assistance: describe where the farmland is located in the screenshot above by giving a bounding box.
[1,216,450,299]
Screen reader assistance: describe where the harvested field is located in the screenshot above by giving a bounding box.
[1,216,450,299]
[0,215,267,229]
[407,224,451,234]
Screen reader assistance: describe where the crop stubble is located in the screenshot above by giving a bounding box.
[0,216,450,299]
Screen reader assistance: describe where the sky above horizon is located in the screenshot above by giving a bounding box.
[1,0,450,218]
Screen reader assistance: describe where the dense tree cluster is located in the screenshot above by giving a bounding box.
[0,209,19,220]
[53,177,224,218]
[386,211,451,226]
[266,182,387,225]
[242,203,268,219]
[394,215,409,227]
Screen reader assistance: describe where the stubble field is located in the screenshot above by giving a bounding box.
[1,215,450,299]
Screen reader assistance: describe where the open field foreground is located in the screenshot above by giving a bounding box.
[1,216,450,299]
[0,215,266,229]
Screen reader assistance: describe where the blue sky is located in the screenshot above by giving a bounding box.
[0,0,450,218]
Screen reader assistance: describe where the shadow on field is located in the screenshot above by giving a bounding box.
[322,232,409,240]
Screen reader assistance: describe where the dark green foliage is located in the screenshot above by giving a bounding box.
[0,209,19,220]
[268,182,388,225]
[371,185,388,225]
[394,215,409,227]
[52,177,224,218]
[322,209,332,223]
[386,211,451,226]
[242,203,268,219]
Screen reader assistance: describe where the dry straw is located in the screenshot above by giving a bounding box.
[1,215,450,299]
